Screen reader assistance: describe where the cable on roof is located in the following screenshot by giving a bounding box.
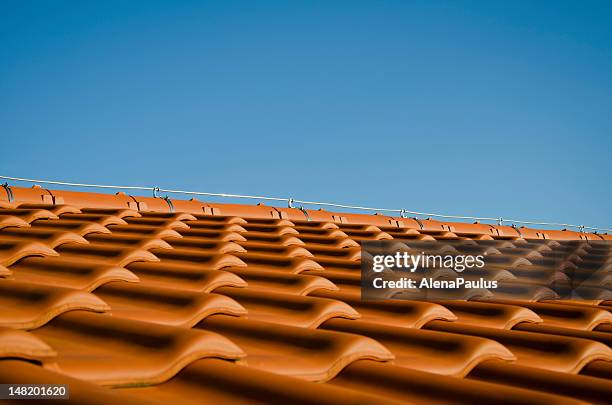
[0,174,610,233]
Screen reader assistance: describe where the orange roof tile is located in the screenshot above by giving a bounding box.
[0,185,611,404]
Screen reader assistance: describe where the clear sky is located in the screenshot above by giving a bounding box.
[1,1,610,229]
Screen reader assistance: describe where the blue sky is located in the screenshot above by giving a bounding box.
[1,1,610,229]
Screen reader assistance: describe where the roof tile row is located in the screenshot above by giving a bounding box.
[1,186,611,404]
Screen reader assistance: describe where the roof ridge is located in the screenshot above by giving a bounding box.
[1,175,610,233]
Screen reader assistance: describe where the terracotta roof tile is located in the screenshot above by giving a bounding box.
[79,207,141,218]
[425,321,612,373]
[190,215,247,224]
[140,212,198,221]
[487,299,612,330]
[471,361,612,404]
[17,203,82,215]
[94,282,247,327]
[171,219,246,233]
[0,214,30,230]
[321,318,515,376]
[124,217,196,228]
[0,239,58,266]
[125,261,246,292]
[430,300,543,329]
[225,267,338,295]
[31,219,112,235]
[58,213,128,226]
[313,290,457,327]
[0,327,57,362]
[235,240,313,257]
[9,256,140,290]
[0,208,58,223]
[119,358,406,405]
[0,360,159,405]
[302,244,361,260]
[295,234,358,248]
[176,228,247,241]
[215,287,359,327]
[33,312,245,387]
[199,315,393,381]
[54,242,159,267]
[1,186,611,403]
[514,323,612,346]
[122,218,190,230]
[152,243,245,260]
[233,252,325,273]
[1,227,89,248]
[0,280,109,329]
[84,234,174,251]
[333,360,586,405]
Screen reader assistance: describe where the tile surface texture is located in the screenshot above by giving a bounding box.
[0,185,611,404]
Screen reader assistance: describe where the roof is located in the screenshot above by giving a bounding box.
[0,185,611,404]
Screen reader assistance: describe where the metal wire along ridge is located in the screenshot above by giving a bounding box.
[1,174,610,233]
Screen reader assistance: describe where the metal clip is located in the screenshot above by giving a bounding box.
[163,196,175,213]
[298,205,310,221]
[2,182,14,203]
